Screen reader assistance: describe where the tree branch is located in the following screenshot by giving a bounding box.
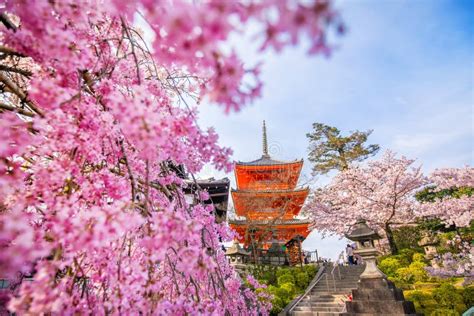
[0,65,32,77]
[0,72,44,117]
[0,102,35,117]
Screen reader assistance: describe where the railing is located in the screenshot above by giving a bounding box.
[329,251,344,291]
[283,263,327,315]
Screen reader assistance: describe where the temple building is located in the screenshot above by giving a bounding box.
[184,177,230,223]
[229,121,311,265]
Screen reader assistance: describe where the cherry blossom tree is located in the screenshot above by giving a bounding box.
[0,0,343,314]
[305,151,428,254]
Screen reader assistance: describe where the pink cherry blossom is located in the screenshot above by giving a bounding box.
[0,0,341,314]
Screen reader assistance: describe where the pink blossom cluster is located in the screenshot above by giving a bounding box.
[429,167,474,190]
[421,167,474,227]
[0,0,341,314]
[425,237,473,285]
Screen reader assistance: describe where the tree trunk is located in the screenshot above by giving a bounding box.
[385,223,398,254]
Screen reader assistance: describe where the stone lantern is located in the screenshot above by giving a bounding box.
[225,240,250,266]
[345,218,385,279]
[342,218,418,315]
[418,232,439,260]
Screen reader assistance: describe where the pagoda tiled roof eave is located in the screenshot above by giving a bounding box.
[229,218,311,225]
[231,187,309,194]
[235,157,304,167]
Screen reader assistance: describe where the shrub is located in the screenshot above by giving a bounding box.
[303,265,318,278]
[270,296,285,315]
[461,286,474,308]
[412,282,439,291]
[277,274,295,286]
[280,283,296,296]
[379,257,401,277]
[404,290,433,312]
[387,276,413,290]
[396,261,428,283]
[395,249,417,266]
[412,253,425,263]
[393,225,424,252]
[276,268,290,278]
[295,272,309,290]
[430,308,460,316]
[432,283,466,313]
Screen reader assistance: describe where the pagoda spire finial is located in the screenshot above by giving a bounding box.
[262,120,269,157]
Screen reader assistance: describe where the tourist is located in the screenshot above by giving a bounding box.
[346,244,354,265]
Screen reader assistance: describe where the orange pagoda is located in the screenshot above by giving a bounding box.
[229,121,311,265]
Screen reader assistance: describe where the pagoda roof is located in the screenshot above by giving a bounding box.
[236,155,303,167]
[229,218,311,225]
[232,187,309,219]
[229,218,311,246]
[232,187,308,194]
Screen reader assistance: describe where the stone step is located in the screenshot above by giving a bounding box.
[315,285,358,288]
[291,312,341,316]
[290,311,313,316]
[310,291,353,296]
[297,300,344,307]
[312,307,344,312]
[288,265,365,315]
[313,283,359,287]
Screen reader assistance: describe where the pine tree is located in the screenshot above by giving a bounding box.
[306,123,380,175]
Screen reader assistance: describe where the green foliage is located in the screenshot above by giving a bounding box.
[249,265,319,315]
[392,225,424,252]
[430,308,460,316]
[280,283,296,296]
[295,272,309,289]
[306,123,379,175]
[394,248,417,267]
[432,284,466,313]
[379,243,473,316]
[270,296,286,315]
[412,282,439,291]
[277,274,295,286]
[418,217,453,233]
[415,186,474,203]
[379,258,401,277]
[405,290,437,313]
[412,253,425,263]
[276,267,290,278]
[303,264,318,279]
[461,286,474,307]
[437,232,459,255]
[396,261,429,283]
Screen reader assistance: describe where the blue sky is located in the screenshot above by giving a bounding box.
[197,0,473,260]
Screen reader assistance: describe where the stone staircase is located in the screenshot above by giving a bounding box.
[288,264,365,316]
